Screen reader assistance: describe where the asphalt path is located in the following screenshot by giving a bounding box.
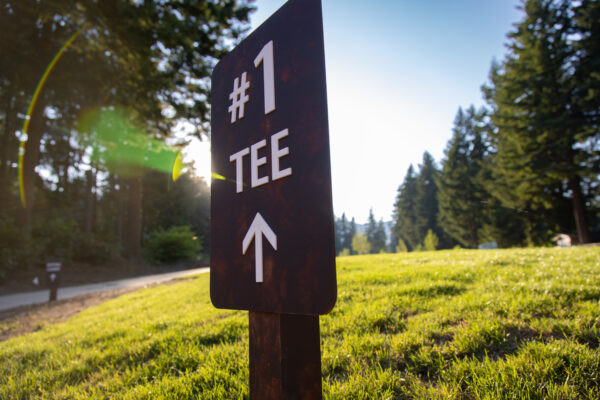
[0,267,209,312]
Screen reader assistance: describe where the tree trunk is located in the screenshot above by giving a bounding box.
[0,97,15,208]
[468,215,479,249]
[568,176,590,244]
[83,167,96,235]
[124,174,142,260]
[117,179,124,250]
[18,101,46,239]
[522,211,535,247]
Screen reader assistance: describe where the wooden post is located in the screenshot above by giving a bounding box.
[249,312,322,399]
[46,261,61,302]
[48,285,57,302]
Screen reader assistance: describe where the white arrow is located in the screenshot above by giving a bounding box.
[242,212,277,283]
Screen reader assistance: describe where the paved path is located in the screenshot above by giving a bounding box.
[0,267,209,312]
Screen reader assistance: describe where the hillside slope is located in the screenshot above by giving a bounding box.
[1,247,599,399]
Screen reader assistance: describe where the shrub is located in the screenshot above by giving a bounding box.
[143,226,202,264]
[424,229,439,251]
[395,239,408,253]
[33,217,79,260]
[352,233,370,255]
[0,216,34,281]
[73,235,120,265]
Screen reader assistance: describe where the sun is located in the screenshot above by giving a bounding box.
[182,137,212,184]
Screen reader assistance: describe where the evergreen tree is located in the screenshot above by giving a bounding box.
[340,213,350,252]
[437,107,489,248]
[365,208,378,253]
[572,0,600,239]
[484,0,597,244]
[414,152,452,248]
[334,213,355,255]
[414,152,437,241]
[572,1,600,132]
[334,215,343,255]
[347,217,357,255]
[392,165,418,250]
[372,219,388,253]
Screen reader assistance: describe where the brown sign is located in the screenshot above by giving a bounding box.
[210,0,336,315]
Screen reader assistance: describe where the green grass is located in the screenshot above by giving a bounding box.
[1,247,600,399]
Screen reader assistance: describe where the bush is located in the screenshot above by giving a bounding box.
[351,233,371,255]
[73,235,120,265]
[143,226,202,264]
[0,216,34,281]
[395,239,408,253]
[33,217,79,260]
[424,229,439,251]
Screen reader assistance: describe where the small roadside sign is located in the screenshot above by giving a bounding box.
[210,0,336,316]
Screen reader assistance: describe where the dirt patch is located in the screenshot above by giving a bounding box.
[0,278,190,342]
[0,287,140,341]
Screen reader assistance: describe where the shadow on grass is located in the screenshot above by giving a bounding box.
[399,283,467,299]
[388,325,578,384]
[193,320,246,347]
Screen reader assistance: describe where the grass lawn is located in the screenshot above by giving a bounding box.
[1,247,599,399]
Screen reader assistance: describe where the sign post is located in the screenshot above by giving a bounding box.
[210,0,336,397]
[45,261,62,302]
[249,312,321,398]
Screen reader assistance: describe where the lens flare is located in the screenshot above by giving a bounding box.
[172,151,185,182]
[18,26,85,207]
[80,107,180,177]
[211,171,248,190]
[18,24,189,202]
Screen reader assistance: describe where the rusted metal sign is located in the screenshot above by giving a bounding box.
[210,0,336,315]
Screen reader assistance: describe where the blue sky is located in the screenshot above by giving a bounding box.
[201,0,523,224]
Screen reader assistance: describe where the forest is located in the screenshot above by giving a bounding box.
[0,0,255,281]
[334,0,599,254]
[1,0,599,281]
[397,0,600,251]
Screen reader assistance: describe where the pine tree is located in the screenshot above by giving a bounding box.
[334,215,342,255]
[484,0,596,244]
[572,0,600,131]
[437,107,489,248]
[340,213,350,252]
[334,213,352,255]
[372,219,388,253]
[414,152,452,248]
[392,165,418,250]
[365,208,379,254]
[571,0,600,238]
[347,217,357,255]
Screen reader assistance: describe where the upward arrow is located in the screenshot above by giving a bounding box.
[242,212,277,283]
